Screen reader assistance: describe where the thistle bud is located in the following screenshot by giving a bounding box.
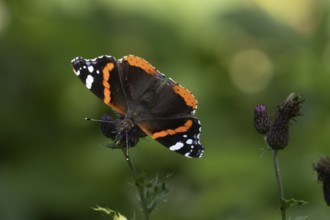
[314,156,330,206]
[266,120,289,150]
[278,92,304,122]
[266,93,304,150]
[254,104,272,135]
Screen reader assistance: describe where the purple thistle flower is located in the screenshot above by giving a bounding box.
[100,114,147,148]
[100,114,117,140]
[254,104,272,135]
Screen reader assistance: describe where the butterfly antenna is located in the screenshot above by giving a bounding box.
[85,118,115,123]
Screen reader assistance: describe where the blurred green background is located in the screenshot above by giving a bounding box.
[1,0,330,219]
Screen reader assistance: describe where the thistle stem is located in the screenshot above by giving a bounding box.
[123,150,150,220]
[272,149,286,220]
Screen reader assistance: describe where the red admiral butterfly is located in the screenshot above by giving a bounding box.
[71,55,204,158]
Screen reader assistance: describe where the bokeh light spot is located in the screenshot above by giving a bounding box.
[0,0,10,34]
[229,49,273,93]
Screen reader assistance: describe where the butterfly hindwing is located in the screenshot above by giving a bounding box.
[138,117,204,158]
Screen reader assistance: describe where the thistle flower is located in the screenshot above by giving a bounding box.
[100,114,146,148]
[100,114,117,140]
[314,156,330,206]
[266,93,304,150]
[254,104,272,135]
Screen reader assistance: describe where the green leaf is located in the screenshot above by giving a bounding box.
[92,206,127,220]
[135,174,170,214]
[145,175,170,212]
[283,198,308,209]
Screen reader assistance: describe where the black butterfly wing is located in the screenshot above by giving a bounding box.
[139,117,204,158]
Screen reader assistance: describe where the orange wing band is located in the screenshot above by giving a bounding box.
[102,63,113,105]
[102,62,125,115]
[124,55,157,75]
[172,84,197,109]
[151,120,193,139]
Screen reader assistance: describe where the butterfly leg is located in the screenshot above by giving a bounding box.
[124,130,130,160]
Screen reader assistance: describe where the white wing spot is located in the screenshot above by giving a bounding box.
[186,139,193,145]
[184,152,193,158]
[169,142,184,151]
[183,135,187,138]
[88,65,94,73]
[86,75,94,89]
[75,70,80,76]
[96,70,100,74]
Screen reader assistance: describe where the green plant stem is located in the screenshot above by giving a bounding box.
[123,151,150,220]
[272,149,286,220]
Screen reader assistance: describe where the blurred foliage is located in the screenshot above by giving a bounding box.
[1,0,330,219]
